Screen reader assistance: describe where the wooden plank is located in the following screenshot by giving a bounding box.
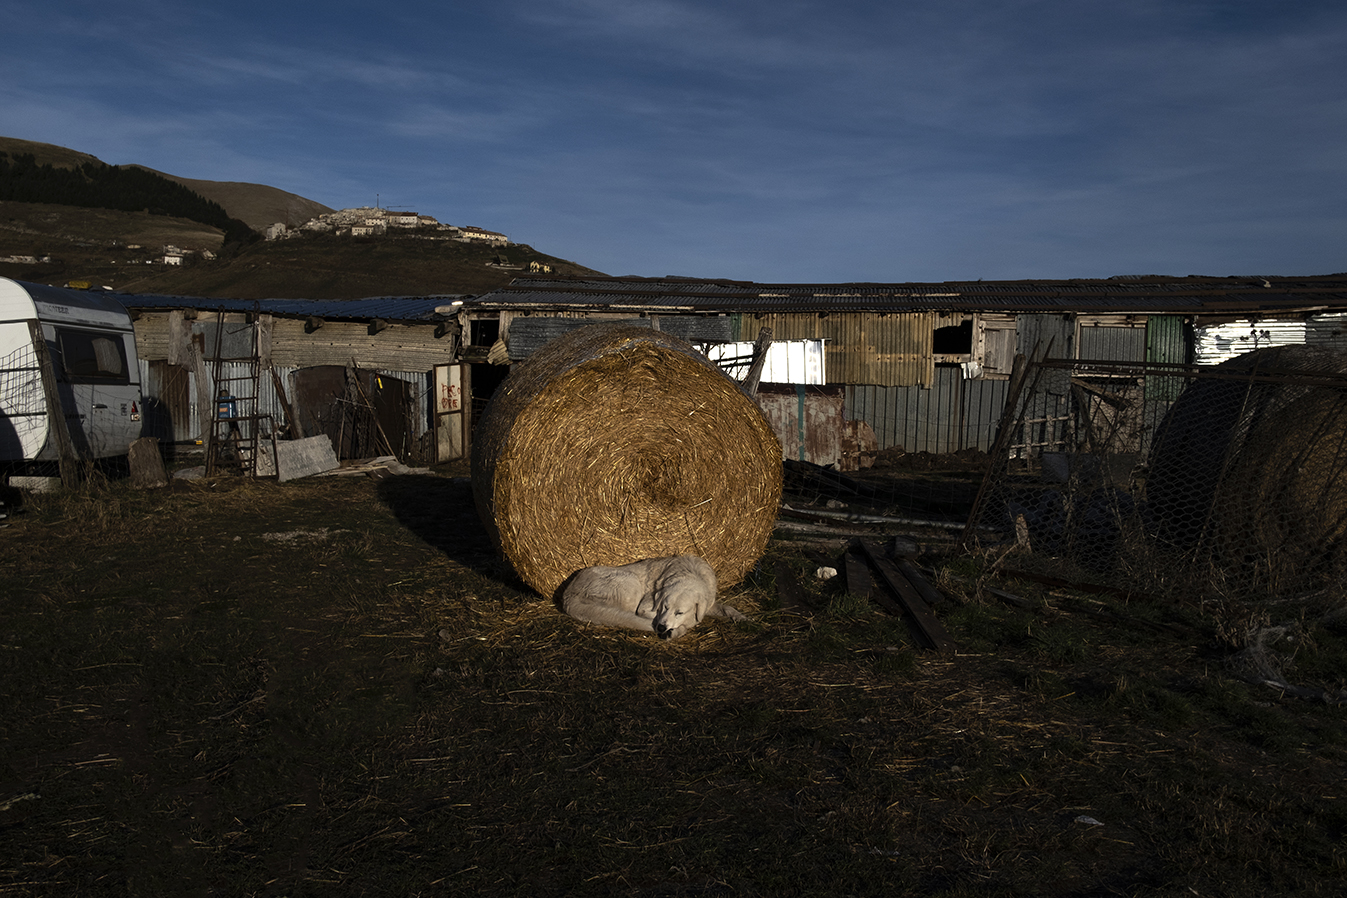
[740,326,773,396]
[895,558,955,608]
[275,435,340,482]
[843,546,873,599]
[858,539,956,655]
[270,368,302,438]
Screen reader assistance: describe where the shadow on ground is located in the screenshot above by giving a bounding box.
[376,474,526,589]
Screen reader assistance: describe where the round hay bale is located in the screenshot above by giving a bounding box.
[471,322,783,598]
[1214,384,1347,588]
[1147,344,1347,591]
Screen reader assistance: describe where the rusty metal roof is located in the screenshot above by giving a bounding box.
[108,273,1347,319]
[478,274,1347,315]
[117,293,458,322]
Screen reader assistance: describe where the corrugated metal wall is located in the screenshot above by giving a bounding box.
[136,359,429,451]
[134,310,438,457]
[1013,315,1075,459]
[1078,323,1146,362]
[845,367,1010,454]
[736,312,935,387]
[1306,312,1347,349]
[1194,318,1308,365]
[1194,313,1347,365]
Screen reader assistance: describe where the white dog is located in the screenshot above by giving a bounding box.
[561,555,746,640]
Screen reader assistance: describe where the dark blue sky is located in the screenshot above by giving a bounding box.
[3,0,1344,282]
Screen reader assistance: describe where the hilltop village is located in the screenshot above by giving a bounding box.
[263,206,510,247]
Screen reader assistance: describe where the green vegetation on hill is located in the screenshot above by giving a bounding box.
[0,151,257,246]
[116,233,599,299]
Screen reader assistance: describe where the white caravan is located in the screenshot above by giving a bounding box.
[0,278,143,465]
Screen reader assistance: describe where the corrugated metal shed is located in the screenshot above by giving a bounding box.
[137,356,429,454]
[746,311,936,387]
[133,311,459,373]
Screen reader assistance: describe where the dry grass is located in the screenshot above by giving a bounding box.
[1,466,1346,896]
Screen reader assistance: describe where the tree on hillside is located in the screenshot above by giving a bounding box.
[0,152,258,246]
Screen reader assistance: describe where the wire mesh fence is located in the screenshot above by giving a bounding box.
[965,345,1347,606]
[0,340,44,459]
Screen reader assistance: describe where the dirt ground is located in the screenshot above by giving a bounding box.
[1,463,1345,896]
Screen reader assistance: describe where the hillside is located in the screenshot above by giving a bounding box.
[134,168,334,232]
[0,137,327,230]
[0,136,103,170]
[0,138,254,245]
[115,234,599,299]
[0,135,603,297]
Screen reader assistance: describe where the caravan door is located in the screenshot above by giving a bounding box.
[51,324,142,457]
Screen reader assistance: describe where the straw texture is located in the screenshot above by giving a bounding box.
[471,323,783,598]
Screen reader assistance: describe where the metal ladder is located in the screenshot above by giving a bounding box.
[204,310,274,476]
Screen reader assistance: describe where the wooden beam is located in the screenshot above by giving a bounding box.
[843,546,873,600]
[858,539,956,655]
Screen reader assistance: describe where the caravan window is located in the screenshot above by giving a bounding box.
[57,328,129,383]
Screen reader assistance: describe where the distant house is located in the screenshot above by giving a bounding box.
[386,212,419,228]
[459,226,509,246]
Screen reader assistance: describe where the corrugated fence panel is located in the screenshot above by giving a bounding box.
[844,368,1010,454]
[1146,315,1188,402]
[1078,324,1146,362]
[963,376,1011,450]
[1146,316,1187,365]
[744,312,935,387]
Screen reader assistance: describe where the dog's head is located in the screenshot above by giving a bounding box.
[650,575,713,640]
[651,593,703,640]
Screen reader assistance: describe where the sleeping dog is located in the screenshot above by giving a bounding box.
[561,555,746,640]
